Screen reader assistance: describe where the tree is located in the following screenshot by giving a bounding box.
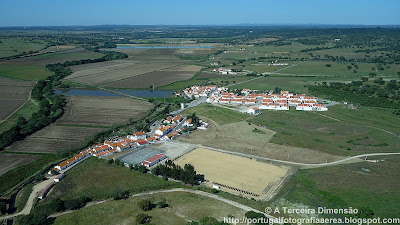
[136,213,151,224]
[108,159,114,164]
[138,165,147,173]
[137,199,153,211]
[157,198,168,208]
[325,64,331,67]
[0,202,6,215]
[361,77,368,82]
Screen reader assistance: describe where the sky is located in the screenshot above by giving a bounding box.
[0,0,399,26]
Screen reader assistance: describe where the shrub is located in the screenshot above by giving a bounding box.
[111,188,129,200]
[136,213,151,224]
[157,198,168,208]
[137,199,153,211]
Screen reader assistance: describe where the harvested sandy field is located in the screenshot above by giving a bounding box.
[0,77,34,121]
[175,148,288,196]
[56,96,153,127]
[5,126,104,154]
[66,48,201,87]
[177,118,345,164]
[0,152,43,175]
[104,70,195,88]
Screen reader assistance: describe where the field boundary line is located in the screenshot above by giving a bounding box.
[0,90,32,125]
[314,112,399,138]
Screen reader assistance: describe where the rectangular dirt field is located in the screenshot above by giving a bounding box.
[0,153,43,176]
[174,148,288,196]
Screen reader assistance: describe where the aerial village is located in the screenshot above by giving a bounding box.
[183,85,328,115]
[39,84,327,200]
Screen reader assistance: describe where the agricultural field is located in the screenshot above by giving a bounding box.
[55,96,153,127]
[275,155,400,218]
[0,152,43,176]
[0,64,51,80]
[0,38,47,58]
[52,191,246,225]
[45,157,180,201]
[175,148,289,198]
[2,48,105,66]
[66,48,203,88]
[4,125,104,154]
[0,79,33,121]
[179,103,399,160]
[0,77,36,131]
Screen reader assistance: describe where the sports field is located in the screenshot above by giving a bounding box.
[174,148,288,197]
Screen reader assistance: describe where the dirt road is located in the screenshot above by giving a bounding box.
[0,176,56,220]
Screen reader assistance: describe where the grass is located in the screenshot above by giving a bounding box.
[250,105,399,156]
[275,155,400,218]
[52,191,246,225]
[185,103,399,157]
[183,103,250,125]
[0,153,57,196]
[0,65,51,80]
[15,183,34,212]
[45,157,181,201]
[0,38,47,58]
[0,100,40,134]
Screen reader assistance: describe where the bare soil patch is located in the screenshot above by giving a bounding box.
[175,148,288,197]
[5,126,104,154]
[0,153,43,176]
[104,70,195,88]
[56,96,153,127]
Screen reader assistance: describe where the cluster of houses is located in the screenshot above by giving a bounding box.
[206,88,328,113]
[183,85,219,99]
[212,67,236,74]
[51,115,194,174]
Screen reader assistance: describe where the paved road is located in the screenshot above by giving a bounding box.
[48,188,279,222]
[0,176,57,220]
[171,141,400,167]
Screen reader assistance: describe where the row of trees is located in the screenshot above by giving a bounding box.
[0,65,68,150]
[151,160,198,185]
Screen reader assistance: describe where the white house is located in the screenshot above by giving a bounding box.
[247,107,260,115]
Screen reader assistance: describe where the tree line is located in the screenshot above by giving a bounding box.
[151,160,198,185]
[0,50,128,151]
[308,78,400,109]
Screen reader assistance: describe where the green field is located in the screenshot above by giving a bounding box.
[0,65,51,80]
[185,103,399,156]
[0,100,40,134]
[52,191,245,225]
[15,183,34,212]
[0,38,47,58]
[45,157,181,201]
[275,155,400,218]
[0,153,57,196]
[183,103,250,125]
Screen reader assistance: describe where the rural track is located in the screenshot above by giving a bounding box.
[314,112,399,138]
[0,176,57,220]
[171,140,400,167]
[48,188,280,222]
[0,90,32,125]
